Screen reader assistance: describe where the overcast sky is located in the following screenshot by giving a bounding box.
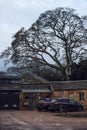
[0,0,87,70]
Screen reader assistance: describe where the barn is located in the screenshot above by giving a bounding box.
[50,80,87,109]
[0,75,87,110]
[0,75,52,109]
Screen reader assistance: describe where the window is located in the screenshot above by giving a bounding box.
[79,92,84,100]
[69,99,76,104]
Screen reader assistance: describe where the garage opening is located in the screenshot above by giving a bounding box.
[0,90,20,109]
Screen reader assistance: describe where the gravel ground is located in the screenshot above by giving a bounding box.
[0,110,87,130]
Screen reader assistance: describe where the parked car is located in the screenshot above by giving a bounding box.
[48,98,83,112]
[36,98,53,111]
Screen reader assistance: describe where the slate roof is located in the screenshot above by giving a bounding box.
[21,84,51,92]
[0,87,21,91]
[0,80,87,91]
[50,80,87,90]
[0,83,51,92]
[0,83,21,90]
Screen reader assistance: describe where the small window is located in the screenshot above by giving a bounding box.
[79,92,84,100]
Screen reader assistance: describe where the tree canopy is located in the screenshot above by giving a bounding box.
[1,7,87,80]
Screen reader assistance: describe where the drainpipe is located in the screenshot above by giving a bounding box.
[50,85,54,97]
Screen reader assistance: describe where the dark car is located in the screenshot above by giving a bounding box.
[36,98,53,111]
[48,98,83,112]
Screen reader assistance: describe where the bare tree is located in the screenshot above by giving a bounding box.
[1,7,87,80]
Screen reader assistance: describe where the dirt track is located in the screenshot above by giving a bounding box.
[0,110,87,130]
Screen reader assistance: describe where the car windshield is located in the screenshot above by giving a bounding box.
[50,98,68,103]
[50,99,56,103]
[39,98,51,103]
[50,99,59,102]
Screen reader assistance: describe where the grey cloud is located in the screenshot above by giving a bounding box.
[0,0,87,53]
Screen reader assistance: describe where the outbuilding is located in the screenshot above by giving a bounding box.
[0,75,87,109]
[50,80,87,109]
[20,84,52,110]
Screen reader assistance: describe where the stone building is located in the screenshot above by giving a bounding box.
[50,80,87,109]
[0,75,87,109]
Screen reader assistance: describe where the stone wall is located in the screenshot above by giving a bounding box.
[52,90,87,108]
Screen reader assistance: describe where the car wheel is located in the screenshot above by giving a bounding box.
[51,110,55,112]
[46,108,48,111]
[59,106,65,112]
[38,108,42,111]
